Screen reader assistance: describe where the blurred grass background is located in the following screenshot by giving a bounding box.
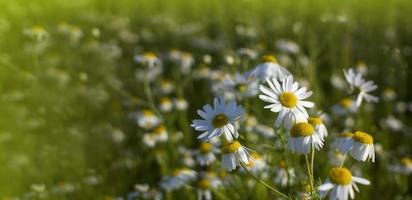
[0,0,411,199]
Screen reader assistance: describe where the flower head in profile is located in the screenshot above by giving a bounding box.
[259,75,314,129]
[191,97,244,142]
[134,52,161,67]
[332,132,355,154]
[160,167,197,191]
[221,140,250,171]
[389,157,412,175]
[196,172,222,200]
[308,117,328,140]
[245,55,290,81]
[136,109,161,129]
[347,131,375,162]
[318,167,370,200]
[343,68,378,107]
[288,122,323,154]
[195,142,217,166]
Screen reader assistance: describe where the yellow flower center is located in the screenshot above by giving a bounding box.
[212,113,229,128]
[290,122,314,137]
[143,52,157,60]
[262,55,277,63]
[235,84,247,93]
[308,117,322,126]
[251,152,261,160]
[353,131,373,144]
[329,167,352,185]
[339,98,353,108]
[143,110,154,117]
[400,158,412,166]
[153,126,166,135]
[246,159,255,167]
[199,142,213,154]
[280,92,298,108]
[339,132,353,138]
[222,141,242,154]
[279,160,287,168]
[160,97,171,104]
[197,179,211,189]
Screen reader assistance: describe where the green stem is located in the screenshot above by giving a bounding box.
[340,153,347,167]
[143,67,163,120]
[305,155,314,196]
[241,163,290,199]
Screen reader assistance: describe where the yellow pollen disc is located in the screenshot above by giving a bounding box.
[222,141,242,154]
[279,92,298,108]
[339,98,353,108]
[279,160,287,168]
[212,113,229,128]
[308,117,322,126]
[153,126,166,135]
[290,122,314,137]
[143,52,157,59]
[197,179,211,189]
[160,97,171,104]
[339,132,353,138]
[262,55,277,63]
[400,158,412,166]
[235,84,247,93]
[143,110,154,117]
[199,142,213,154]
[353,131,373,144]
[329,167,352,185]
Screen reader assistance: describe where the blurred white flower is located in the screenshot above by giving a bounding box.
[343,68,378,107]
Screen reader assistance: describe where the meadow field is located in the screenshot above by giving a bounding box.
[0,0,412,199]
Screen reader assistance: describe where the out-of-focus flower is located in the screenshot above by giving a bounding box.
[332,132,354,154]
[380,116,403,131]
[111,128,125,143]
[160,79,175,94]
[246,55,290,81]
[24,25,48,41]
[259,76,314,129]
[318,167,370,200]
[134,52,161,67]
[274,160,296,187]
[254,124,275,138]
[143,125,168,148]
[191,97,243,142]
[195,142,217,166]
[174,97,188,111]
[159,97,173,112]
[343,68,378,107]
[243,152,267,173]
[276,39,300,54]
[382,87,396,101]
[389,157,412,175]
[237,48,258,59]
[160,167,197,191]
[216,73,259,99]
[136,110,161,129]
[196,172,222,200]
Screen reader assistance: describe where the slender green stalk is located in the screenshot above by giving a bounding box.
[305,155,314,196]
[143,66,163,120]
[241,163,290,199]
[340,153,347,167]
[310,144,315,182]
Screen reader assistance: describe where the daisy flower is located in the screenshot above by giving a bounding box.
[217,72,259,99]
[343,68,378,107]
[243,152,267,173]
[174,97,188,111]
[134,52,161,67]
[160,167,197,191]
[347,131,375,162]
[159,97,173,112]
[221,141,250,171]
[259,75,314,129]
[246,55,290,81]
[318,167,370,200]
[389,157,412,175]
[274,160,296,187]
[308,117,328,140]
[331,132,354,154]
[288,122,323,155]
[196,172,222,200]
[136,110,161,129]
[195,142,217,166]
[142,125,168,148]
[191,97,244,142]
